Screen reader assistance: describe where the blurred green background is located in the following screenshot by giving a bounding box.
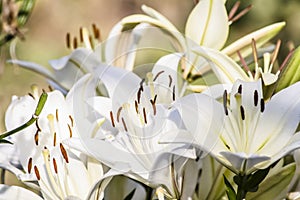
[1,0,300,132]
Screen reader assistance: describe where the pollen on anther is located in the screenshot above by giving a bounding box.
[172,86,176,101]
[60,143,69,163]
[150,99,157,115]
[34,166,40,180]
[73,37,78,49]
[110,111,115,127]
[135,101,139,114]
[240,105,245,120]
[68,124,72,138]
[53,158,58,174]
[168,75,173,87]
[254,90,258,106]
[260,99,265,112]
[117,107,123,122]
[34,131,39,146]
[69,115,74,127]
[55,109,59,122]
[121,117,128,132]
[223,90,228,116]
[53,132,57,146]
[28,157,32,173]
[79,27,84,43]
[66,33,71,49]
[238,84,242,94]
[143,107,147,124]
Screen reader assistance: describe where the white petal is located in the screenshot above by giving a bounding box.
[185,0,229,49]
[0,184,43,200]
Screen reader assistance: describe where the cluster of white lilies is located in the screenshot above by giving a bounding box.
[2,0,300,199]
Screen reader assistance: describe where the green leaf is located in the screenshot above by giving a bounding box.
[123,188,136,200]
[17,0,36,26]
[224,175,237,200]
[245,167,270,191]
[275,46,300,93]
[247,163,296,200]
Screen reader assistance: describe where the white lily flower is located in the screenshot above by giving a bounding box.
[161,79,300,174]
[70,65,196,198]
[4,88,105,200]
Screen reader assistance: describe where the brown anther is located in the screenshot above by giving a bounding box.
[117,107,123,122]
[34,131,39,146]
[53,158,58,174]
[230,4,252,23]
[260,99,265,113]
[69,115,74,127]
[228,1,241,21]
[237,50,250,72]
[92,23,100,39]
[137,88,142,104]
[254,90,259,106]
[68,124,72,138]
[153,70,164,82]
[53,132,57,146]
[79,27,84,43]
[110,111,115,127]
[55,109,59,122]
[28,157,33,173]
[34,166,40,180]
[66,33,71,49]
[48,85,54,92]
[172,86,176,101]
[73,37,78,49]
[89,35,94,49]
[60,143,69,163]
[240,105,245,120]
[150,99,157,115]
[168,75,173,88]
[251,39,258,64]
[271,40,281,67]
[28,93,35,99]
[223,90,228,116]
[143,107,147,124]
[135,100,139,114]
[153,94,157,104]
[238,84,242,94]
[140,79,145,91]
[121,117,128,132]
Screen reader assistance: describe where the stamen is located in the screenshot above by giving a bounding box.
[254,90,259,106]
[135,100,139,114]
[225,144,231,150]
[28,93,35,99]
[89,35,94,49]
[143,107,147,124]
[79,27,84,43]
[139,79,145,92]
[153,94,157,104]
[53,132,57,146]
[230,4,252,23]
[110,111,115,127]
[228,1,240,21]
[48,85,53,92]
[240,105,245,120]
[117,107,123,122]
[260,99,265,112]
[150,99,157,115]
[28,157,32,173]
[66,33,71,49]
[270,40,281,68]
[92,23,100,39]
[153,70,164,81]
[251,39,258,65]
[34,131,39,146]
[55,109,59,122]
[121,117,128,132]
[172,85,176,101]
[137,88,142,104]
[279,49,294,71]
[53,158,58,174]
[68,124,72,138]
[237,51,250,72]
[237,84,242,94]
[73,37,78,49]
[34,166,40,180]
[168,75,173,87]
[69,115,74,127]
[223,90,228,115]
[60,143,69,163]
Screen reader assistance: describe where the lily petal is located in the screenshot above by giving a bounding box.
[0,184,43,200]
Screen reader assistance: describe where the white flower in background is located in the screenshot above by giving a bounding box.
[4,88,105,200]
[69,61,197,198]
[161,80,300,174]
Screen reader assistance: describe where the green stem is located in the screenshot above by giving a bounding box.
[0,92,48,140]
[236,174,247,200]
